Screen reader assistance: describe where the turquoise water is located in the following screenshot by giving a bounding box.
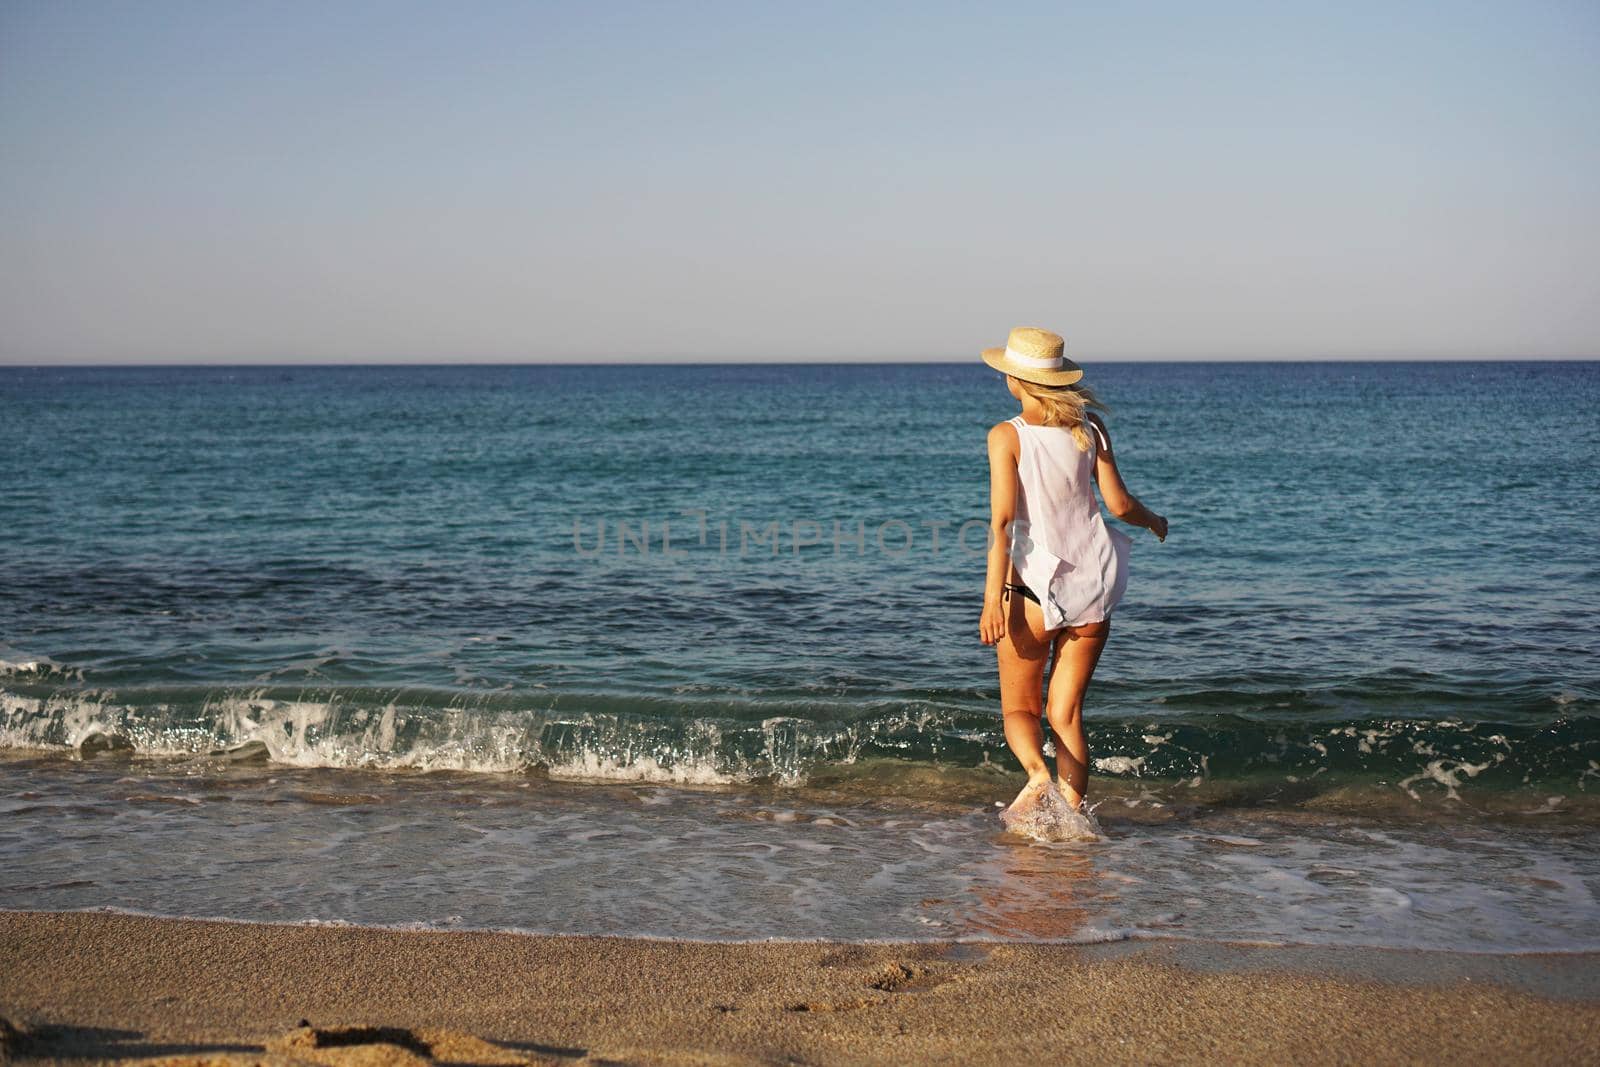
[4,361,1596,793]
[2,361,1598,948]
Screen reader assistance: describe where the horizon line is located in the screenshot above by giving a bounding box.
[2,354,1598,369]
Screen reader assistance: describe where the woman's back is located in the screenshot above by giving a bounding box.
[1009,415,1101,526]
[1006,414,1131,630]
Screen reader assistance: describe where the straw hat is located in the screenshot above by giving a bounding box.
[980,326,1083,386]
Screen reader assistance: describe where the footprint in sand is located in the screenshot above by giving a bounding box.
[262,1022,555,1066]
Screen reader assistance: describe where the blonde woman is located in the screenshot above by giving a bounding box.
[977,328,1167,827]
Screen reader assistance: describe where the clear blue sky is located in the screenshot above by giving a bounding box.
[2,1,1596,363]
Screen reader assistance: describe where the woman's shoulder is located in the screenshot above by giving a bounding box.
[986,418,1021,453]
[1083,412,1112,453]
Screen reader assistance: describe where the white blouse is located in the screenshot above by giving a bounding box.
[1005,415,1131,629]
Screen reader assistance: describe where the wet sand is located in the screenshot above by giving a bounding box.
[2,911,1596,1065]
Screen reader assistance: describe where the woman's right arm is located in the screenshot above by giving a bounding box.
[1087,414,1168,541]
[979,422,1019,645]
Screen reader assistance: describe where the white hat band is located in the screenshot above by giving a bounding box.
[1004,344,1064,369]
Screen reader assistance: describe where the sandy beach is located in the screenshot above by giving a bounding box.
[2,911,1596,1066]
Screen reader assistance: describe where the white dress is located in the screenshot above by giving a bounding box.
[1005,415,1132,630]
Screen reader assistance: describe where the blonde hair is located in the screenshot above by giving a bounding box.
[1012,377,1108,451]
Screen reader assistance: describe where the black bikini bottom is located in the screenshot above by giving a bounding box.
[1003,582,1039,606]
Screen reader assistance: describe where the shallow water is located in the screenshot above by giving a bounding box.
[3,755,1595,952]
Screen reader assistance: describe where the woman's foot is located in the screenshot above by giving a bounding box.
[1000,778,1105,842]
[999,775,1053,829]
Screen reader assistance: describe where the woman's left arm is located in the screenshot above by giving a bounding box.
[1087,414,1168,541]
[980,422,1019,645]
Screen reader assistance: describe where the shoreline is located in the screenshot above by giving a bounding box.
[3,911,1597,1065]
[9,904,1600,963]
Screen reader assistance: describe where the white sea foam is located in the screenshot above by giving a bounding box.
[1398,754,1506,802]
[1093,754,1146,776]
[0,686,765,778]
[544,751,742,786]
[0,646,84,681]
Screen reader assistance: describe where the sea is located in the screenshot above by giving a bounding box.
[2,360,1597,952]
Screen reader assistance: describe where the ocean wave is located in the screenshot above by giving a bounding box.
[2,683,1597,809]
[0,645,84,682]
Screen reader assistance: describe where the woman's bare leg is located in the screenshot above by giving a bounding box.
[1044,619,1111,810]
[996,589,1053,795]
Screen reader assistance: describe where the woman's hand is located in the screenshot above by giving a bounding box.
[1149,513,1168,542]
[980,595,1008,645]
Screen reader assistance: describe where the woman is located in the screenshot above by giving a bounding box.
[977,327,1167,826]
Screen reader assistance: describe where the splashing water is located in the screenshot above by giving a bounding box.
[999,780,1105,842]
